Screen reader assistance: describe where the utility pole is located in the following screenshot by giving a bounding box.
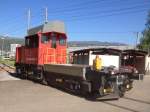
[1,37,5,57]
[27,8,31,30]
[45,7,48,23]
[134,32,139,49]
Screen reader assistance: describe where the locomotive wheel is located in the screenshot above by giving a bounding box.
[99,75,105,96]
[42,74,48,85]
[99,86,104,96]
[38,71,48,85]
[118,85,125,97]
[21,67,27,79]
[124,79,133,91]
[16,67,21,76]
[16,67,26,79]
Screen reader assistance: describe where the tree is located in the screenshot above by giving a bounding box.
[139,11,150,52]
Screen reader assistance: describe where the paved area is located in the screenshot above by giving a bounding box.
[0,71,19,81]
[0,70,150,112]
[0,64,18,81]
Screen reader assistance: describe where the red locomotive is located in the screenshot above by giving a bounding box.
[15,21,127,99]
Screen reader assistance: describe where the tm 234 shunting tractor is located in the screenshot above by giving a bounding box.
[15,21,135,100]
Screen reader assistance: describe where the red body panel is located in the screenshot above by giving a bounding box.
[15,47,21,63]
[25,48,38,64]
[20,46,25,63]
[16,46,25,64]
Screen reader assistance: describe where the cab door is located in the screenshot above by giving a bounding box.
[56,34,67,64]
[42,33,57,64]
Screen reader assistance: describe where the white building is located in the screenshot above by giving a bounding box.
[10,44,21,57]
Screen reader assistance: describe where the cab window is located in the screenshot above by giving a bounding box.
[59,38,66,45]
[41,35,49,43]
[25,35,39,48]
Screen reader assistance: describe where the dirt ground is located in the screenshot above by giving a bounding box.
[0,70,150,112]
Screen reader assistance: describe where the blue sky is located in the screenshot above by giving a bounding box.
[0,0,150,45]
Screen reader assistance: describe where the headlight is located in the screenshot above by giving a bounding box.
[135,70,138,73]
[126,84,130,89]
[111,71,115,75]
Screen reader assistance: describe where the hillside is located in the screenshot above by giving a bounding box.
[68,41,127,47]
[0,36,24,51]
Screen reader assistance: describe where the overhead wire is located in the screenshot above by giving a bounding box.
[44,0,145,16]
[64,7,150,22]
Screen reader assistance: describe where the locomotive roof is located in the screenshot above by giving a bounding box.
[27,21,66,36]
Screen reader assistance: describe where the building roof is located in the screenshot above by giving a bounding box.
[68,45,135,52]
[71,48,122,55]
[122,49,148,56]
[71,48,148,56]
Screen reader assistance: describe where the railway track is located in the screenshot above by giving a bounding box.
[102,97,150,112]
[0,63,15,73]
